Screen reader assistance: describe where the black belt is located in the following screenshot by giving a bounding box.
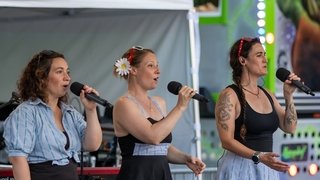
[29,158,78,180]
[29,158,77,166]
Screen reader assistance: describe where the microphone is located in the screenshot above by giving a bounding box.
[0,92,21,110]
[70,82,113,107]
[276,68,315,96]
[167,81,209,103]
[10,91,22,104]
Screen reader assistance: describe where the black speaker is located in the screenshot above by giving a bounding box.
[0,103,19,121]
[199,87,215,118]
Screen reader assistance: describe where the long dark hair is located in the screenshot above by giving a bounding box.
[18,50,68,103]
[229,37,261,140]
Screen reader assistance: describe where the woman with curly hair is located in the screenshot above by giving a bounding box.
[4,50,102,180]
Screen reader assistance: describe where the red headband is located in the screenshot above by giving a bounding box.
[238,38,245,58]
[128,48,135,64]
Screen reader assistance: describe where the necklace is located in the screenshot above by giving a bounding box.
[242,87,260,98]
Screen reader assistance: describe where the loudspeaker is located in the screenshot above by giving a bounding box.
[199,87,215,118]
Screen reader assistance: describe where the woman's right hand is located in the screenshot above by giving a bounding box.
[176,86,196,111]
[260,152,290,172]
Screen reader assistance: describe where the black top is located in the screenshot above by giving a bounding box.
[63,131,70,150]
[116,95,173,180]
[118,118,172,158]
[117,118,173,180]
[229,84,279,152]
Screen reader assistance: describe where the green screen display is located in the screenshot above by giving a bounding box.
[281,143,308,162]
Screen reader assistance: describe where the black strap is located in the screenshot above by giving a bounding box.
[227,84,274,115]
[62,131,70,150]
[227,84,244,118]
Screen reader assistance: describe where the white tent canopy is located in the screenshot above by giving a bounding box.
[0,0,193,9]
[0,0,202,176]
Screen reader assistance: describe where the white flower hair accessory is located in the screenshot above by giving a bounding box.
[114,58,131,76]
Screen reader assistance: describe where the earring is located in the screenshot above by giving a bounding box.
[240,57,245,65]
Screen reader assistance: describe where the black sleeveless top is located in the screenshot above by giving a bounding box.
[229,84,279,152]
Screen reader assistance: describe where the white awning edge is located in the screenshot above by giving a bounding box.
[0,0,193,10]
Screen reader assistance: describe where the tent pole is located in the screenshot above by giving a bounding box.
[188,9,202,180]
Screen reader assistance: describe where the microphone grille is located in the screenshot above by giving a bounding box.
[276,68,290,82]
[70,82,84,96]
[167,81,182,95]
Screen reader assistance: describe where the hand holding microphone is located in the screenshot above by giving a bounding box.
[276,68,315,96]
[70,82,113,108]
[167,81,209,103]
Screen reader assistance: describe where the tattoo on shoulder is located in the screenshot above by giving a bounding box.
[216,92,233,131]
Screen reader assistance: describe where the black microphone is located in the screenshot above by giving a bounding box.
[10,91,22,104]
[167,81,209,103]
[70,82,113,107]
[276,68,315,96]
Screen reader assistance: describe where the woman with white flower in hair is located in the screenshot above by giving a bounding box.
[113,46,206,180]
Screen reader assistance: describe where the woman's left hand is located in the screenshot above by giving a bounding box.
[283,72,300,97]
[186,155,206,176]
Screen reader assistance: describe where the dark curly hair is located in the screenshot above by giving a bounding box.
[17,50,68,103]
[113,46,155,80]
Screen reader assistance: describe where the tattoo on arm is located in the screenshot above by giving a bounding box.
[216,93,233,131]
[285,102,297,126]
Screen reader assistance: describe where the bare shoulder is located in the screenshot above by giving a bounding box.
[114,95,130,106]
[214,87,239,131]
[216,87,239,104]
[113,96,137,119]
[215,87,241,119]
[113,96,141,136]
